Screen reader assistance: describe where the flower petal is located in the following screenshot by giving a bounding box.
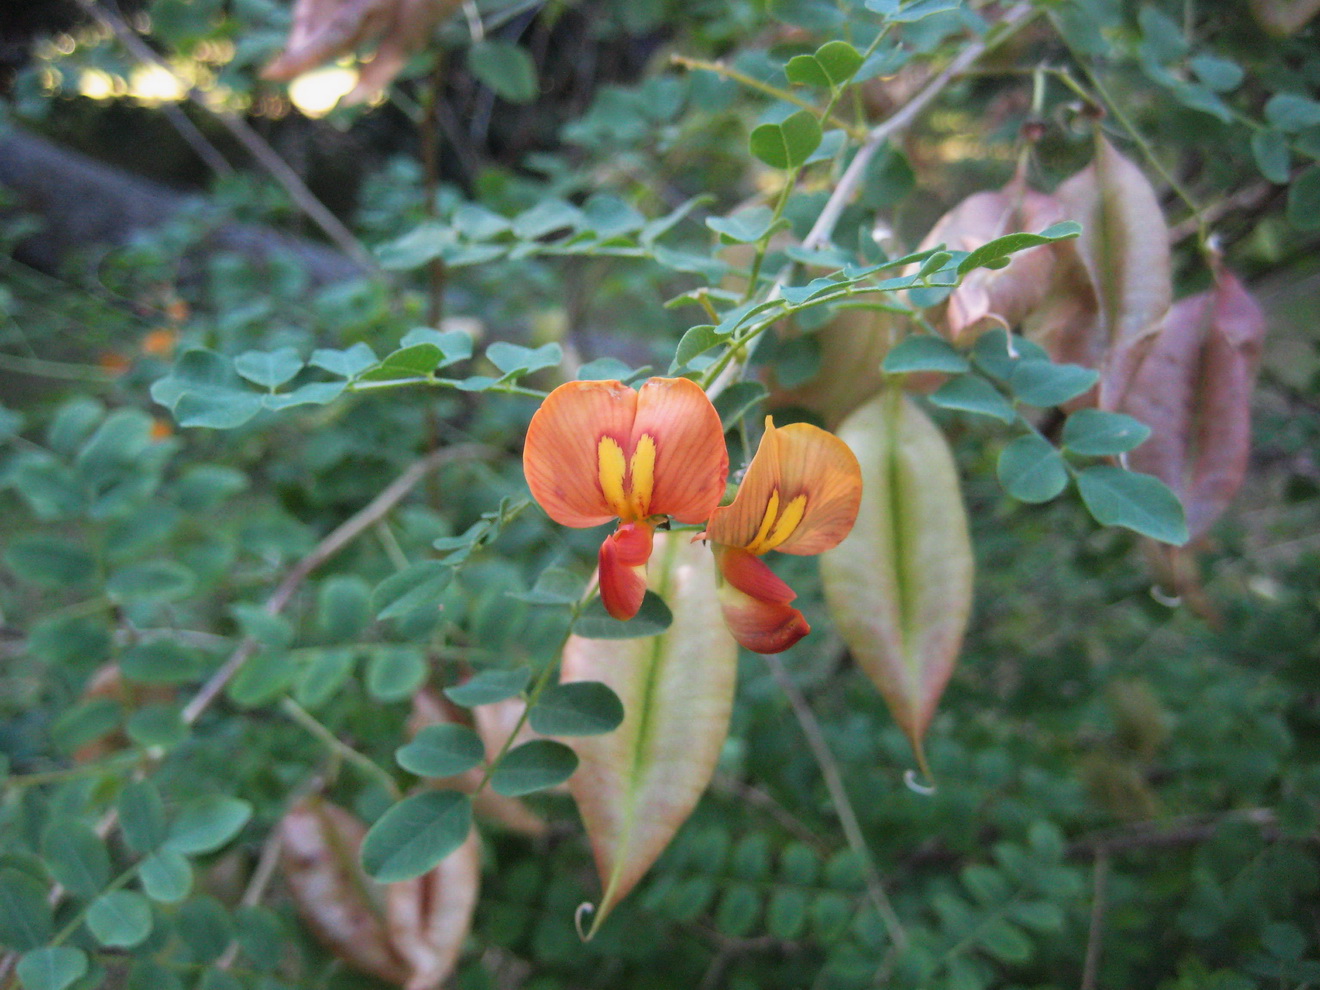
[716,546,795,604]
[598,522,654,620]
[706,418,862,555]
[524,381,638,528]
[713,546,809,653]
[630,378,729,523]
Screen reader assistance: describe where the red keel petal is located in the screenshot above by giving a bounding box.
[598,522,654,620]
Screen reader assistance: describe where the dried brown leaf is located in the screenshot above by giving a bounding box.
[278,797,409,985]
[916,182,1064,341]
[386,829,481,990]
[1249,0,1320,34]
[1121,266,1266,540]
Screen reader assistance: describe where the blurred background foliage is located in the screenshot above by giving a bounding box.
[1,0,1319,988]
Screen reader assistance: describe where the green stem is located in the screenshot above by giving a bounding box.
[279,697,400,799]
[5,752,142,790]
[471,597,587,796]
[670,56,867,140]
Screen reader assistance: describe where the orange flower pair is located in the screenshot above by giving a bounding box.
[523,378,862,654]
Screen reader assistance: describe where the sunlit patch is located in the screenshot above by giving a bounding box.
[129,64,187,104]
[78,69,121,100]
[288,66,358,118]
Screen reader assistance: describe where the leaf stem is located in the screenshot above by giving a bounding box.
[279,697,401,799]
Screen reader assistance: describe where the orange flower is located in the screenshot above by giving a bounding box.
[705,417,862,653]
[524,378,728,620]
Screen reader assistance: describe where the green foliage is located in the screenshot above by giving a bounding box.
[2,0,1319,986]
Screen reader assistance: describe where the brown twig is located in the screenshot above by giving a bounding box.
[81,0,380,274]
[711,771,827,850]
[1080,852,1109,990]
[763,653,908,951]
[182,443,490,725]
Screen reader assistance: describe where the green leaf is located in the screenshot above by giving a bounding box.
[444,667,532,707]
[316,575,372,640]
[1251,129,1291,184]
[675,325,724,367]
[310,343,378,379]
[120,640,202,686]
[1189,53,1243,92]
[716,884,761,937]
[358,342,443,378]
[233,347,303,389]
[263,381,346,410]
[509,567,584,605]
[138,850,192,904]
[928,375,1016,424]
[3,536,95,589]
[977,918,1033,964]
[151,349,262,430]
[373,561,452,620]
[119,780,167,855]
[175,897,232,963]
[1061,409,1151,456]
[786,40,863,88]
[41,820,110,899]
[1009,901,1065,933]
[468,40,538,103]
[86,890,153,948]
[485,342,562,376]
[1266,92,1320,132]
[396,724,486,777]
[366,647,428,703]
[1287,165,1320,230]
[293,649,357,710]
[714,380,769,430]
[451,203,510,240]
[529,681,625,736]
[1076,466,1189,545]
[511,199,582,239]
[164,796,252,855]
[106,560,195,604]
[971,328,1050,380]
[1008,360,1098,407]
[957,221,1081,275]
[126,704,186,749]
[767,888,808,939]
[573,591,674,639]
[360,790,473,883]
[0,870,52,950]
[706,206,782,244]
[15,948,87,990]
[750,110,823,169]
[883,336,970,374]
[231,603,294,650]
[52,699,119,755]
[867,0,964,22]
[489,739,579,796]
[227,650,297,708]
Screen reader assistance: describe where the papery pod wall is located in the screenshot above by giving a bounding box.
[820,390,974,777]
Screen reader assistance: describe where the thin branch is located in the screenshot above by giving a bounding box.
[763,653,908,951]
[710,771,828,850]
[157,101,235,176]
[81,0,380,274]
[1081,852,1109,990]
[182,443,490,726]
[801,2,1036,255]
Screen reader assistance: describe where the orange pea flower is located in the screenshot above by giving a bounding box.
[705,417,862,654]
[523,378,728,621]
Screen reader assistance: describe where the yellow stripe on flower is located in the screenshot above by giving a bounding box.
[745,490,808,555]
[628,434,656,521]
[598,433,658,522]
[598,437,629,518]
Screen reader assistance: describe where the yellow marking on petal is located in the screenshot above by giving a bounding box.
[745,490,781,554]
[598,436,629,518]
[628,434,656,520]
[746,490,808,555]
